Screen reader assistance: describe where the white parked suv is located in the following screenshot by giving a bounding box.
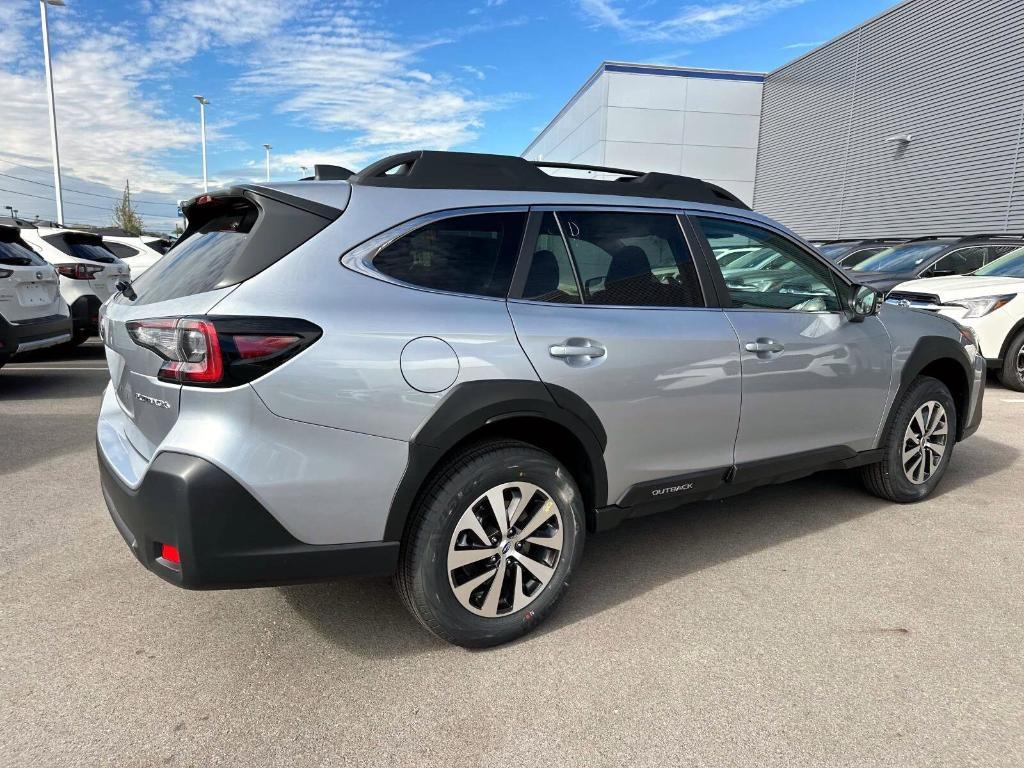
[97,228,166,277]
[0,222,72,369]
[889,245,1024,390]
[19,223,130,345]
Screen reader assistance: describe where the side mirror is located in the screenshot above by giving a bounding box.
[850,284,881,322]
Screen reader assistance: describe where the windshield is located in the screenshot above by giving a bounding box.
[852,243,946,272]
[974,246,1024,277]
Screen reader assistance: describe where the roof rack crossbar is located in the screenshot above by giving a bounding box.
[347,150,750,209]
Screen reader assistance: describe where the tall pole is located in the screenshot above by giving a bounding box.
[40,0,65,226]
[263,144,272,182]
[194,95,209,192]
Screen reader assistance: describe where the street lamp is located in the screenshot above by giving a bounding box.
[40,0,66,226]
[300,165,308,179]
[263,144,272,183]
[193,95,210,192]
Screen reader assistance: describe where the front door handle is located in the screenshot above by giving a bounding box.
[745,338,785,355]
[550,343,606,359]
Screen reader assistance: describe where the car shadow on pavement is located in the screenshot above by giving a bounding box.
[0,369,109,401]
[281,434,1016,658]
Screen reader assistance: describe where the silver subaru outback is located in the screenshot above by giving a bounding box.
[97,151,984,647]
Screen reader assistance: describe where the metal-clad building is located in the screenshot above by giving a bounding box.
[523,63,765,205]
[754,0,1024,239]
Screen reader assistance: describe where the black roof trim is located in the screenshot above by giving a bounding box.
[0,216,37,229]
[347,150,750,209]
[183,184,343,222]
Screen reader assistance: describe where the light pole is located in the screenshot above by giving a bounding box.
[40,0,66,226]
[193,95,210,192]
[263,144,272,182]
[300,165,308,179]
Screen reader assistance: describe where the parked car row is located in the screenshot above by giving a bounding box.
[0,219,173,370]
[804,234,1024,391]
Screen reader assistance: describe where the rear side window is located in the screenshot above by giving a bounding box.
[372,212,525,298]
[557,211,703,308]
[106,242,140,259]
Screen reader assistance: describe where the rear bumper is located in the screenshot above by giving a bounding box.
[0,312,72,363]
[97,444,400,589]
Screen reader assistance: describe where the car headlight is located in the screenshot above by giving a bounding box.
[944,294,1016,318]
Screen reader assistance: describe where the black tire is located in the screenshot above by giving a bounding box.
[997,330,1024,392]
[395,439,585,648]
[862,375,957,503]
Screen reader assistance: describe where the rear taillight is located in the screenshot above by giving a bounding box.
[55,263,104,280]
[126,316,320,387]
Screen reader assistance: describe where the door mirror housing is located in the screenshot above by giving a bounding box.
[850,284,881,322]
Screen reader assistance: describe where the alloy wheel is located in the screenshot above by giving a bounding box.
[902,400,948,485]
[446,482,564,618]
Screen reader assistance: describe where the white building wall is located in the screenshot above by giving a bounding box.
[524,63,765,206]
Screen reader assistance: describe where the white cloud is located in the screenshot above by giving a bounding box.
[0,0,522,229]
[578,0,808,42]
[237,6,518,157]
[783,40,824,49]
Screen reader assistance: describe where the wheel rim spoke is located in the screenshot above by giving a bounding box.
[515,550,555,587]
[902,400,947,485]
[447,481,564,618]
[448,545,499,569]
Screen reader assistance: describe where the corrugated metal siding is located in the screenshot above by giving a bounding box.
[755,0,1024,239]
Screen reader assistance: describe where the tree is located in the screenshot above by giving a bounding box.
[112,179,143,235]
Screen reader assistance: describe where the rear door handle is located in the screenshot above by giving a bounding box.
[745,338,785,354]
[549,342,606,359]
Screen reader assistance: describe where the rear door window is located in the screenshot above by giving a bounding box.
[521,213,581,304]
[556,211,704,308]
[372,212,525,298]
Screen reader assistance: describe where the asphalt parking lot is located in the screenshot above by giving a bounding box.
[2,342,1022,767]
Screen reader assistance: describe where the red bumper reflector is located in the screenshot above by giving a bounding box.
[160,543,181,564]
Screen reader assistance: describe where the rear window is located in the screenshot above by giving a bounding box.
[129,202,258,305]
[372,212,526,297]
[124,192,337,306]
[0,232,47,267]
[42,233,118,263]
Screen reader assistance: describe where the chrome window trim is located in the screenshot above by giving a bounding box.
[339,205,530,302]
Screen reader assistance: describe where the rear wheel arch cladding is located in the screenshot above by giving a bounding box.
[382,380,609,541]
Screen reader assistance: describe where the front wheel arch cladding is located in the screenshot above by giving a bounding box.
[383,380,608,542]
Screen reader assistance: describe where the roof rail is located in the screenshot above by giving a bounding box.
[347,150,750,209]
[955,232,1024,242]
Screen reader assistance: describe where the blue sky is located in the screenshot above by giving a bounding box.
[0,0,893,232]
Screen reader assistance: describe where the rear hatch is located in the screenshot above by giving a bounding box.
[42,231,129,299]
[101,185,342,460]
[0,227,62,323]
